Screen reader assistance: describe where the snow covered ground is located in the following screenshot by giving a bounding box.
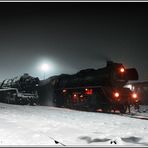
[0,103,148,146]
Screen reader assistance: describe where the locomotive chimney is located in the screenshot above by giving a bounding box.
[107,60,114,67]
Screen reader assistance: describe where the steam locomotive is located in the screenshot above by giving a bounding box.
[0,73,39,105]
[39,61,139,113]
[0,61,140,113]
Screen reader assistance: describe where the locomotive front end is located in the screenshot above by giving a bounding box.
[107,61,139,87]
[110,87,140,113]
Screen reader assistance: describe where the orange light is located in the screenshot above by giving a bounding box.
[62,89,67,93]
[132,93,137,99]
[85,88,88,91]
[120,68,125,73]
[114,92,120,98]
[73,94,77,97]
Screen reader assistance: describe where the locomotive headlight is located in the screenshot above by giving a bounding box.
[132,93,137,99]
[114,92,120,98]
[120,67,125,73]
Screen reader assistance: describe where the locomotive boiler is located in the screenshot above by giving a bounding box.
[0,73,40,105]
[39,61,139,113]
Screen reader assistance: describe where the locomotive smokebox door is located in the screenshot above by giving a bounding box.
[126,68,139,80]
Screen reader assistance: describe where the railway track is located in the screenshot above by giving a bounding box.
[123,114,148,120]
[96,109,148,121]
[71,107,148,120]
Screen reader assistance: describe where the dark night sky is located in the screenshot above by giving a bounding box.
[0,2,148,81]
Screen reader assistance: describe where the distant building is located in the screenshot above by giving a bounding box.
[125,81,148,105]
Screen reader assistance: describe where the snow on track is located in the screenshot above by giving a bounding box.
[0,103,148,146]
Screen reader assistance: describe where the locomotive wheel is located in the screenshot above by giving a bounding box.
[119,105,127,114]
[5,93,15,104]
[102,108,110,113]
[5,94,10,104]
[101,105,111,113]
[30,101,34,106]
[16,98,20,105]
[88,106,97,112]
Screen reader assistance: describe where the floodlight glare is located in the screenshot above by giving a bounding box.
[41,63,49,72]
